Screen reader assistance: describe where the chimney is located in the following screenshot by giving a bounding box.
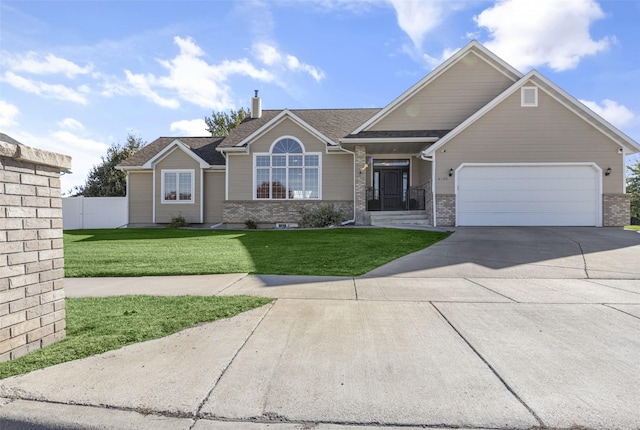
[251,90,262,119]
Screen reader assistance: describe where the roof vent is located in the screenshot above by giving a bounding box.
[521,86,538,107]
[251,90,262,119]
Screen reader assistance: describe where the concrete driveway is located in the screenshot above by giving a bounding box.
[2,227,640,429]
[365,227,640,279]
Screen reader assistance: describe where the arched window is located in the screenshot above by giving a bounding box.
[254,137,320,200]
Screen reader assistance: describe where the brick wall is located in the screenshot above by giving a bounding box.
[223,200,353,225]
[1,135,71,362]
[435,194,456,227]
[603,194,630,227]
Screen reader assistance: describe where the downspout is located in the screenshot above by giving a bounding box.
[200,168,204,224]
[152,168,156,224]
[336,146,357,225]
[220,150,228,201]
[419,151,437,227]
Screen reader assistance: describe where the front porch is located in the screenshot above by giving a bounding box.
[349,145,434,226]
[366,186,426,211]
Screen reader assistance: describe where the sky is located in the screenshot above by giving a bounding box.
[1,0,640,194]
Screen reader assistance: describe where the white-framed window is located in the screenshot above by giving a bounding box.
[254,137,321,200]
[161,169,194,203]
[521,86,538,107]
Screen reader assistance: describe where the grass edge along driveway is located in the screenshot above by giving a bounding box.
[0,295,272,380]
[64,228,451,277]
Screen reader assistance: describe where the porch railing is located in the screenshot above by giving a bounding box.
[366,187,426,211]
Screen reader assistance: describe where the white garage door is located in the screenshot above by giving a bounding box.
[456,164,601,226]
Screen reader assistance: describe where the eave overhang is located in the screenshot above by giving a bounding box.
[338,137,439,154]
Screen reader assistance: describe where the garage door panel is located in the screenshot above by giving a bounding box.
[457,165,600,226]
[459,200,595,213]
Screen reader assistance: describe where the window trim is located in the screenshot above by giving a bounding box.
[253,136,322,200]
[161,169,195,204]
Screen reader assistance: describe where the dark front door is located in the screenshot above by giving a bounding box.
[372,159,410,211]
[382,169,404,210]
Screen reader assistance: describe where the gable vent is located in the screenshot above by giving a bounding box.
[521,86,538,107]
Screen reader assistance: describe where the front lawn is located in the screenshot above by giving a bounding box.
[0,295,272,380]
[625,225,640,231]
[64,228,450,277]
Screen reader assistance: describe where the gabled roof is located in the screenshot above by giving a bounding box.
[217,108,380,150]
[422,70,640,156]
[118,136,225,168]
[352,40,523,135]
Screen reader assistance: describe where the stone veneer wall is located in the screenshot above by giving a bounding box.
[223,200,353,225]
[1,135,71,362]
[603,194,630,227]
[435,194,456,227]
[354,145,367,225]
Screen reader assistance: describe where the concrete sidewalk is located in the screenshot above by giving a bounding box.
[2,274,640,429]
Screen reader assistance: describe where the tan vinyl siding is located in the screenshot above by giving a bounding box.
[128,171,153,223]
[435,86,623,194]
[323,152,353,200]
[371,52,515,131]
[155,148,202,223]
[203,170,225,223]
[415,158,431,188]
[227,117,352,200]
[227,153,253,200]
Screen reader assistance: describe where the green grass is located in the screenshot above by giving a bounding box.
[0,295,272,380]
[64,228,450,277]
[625,225,640,231]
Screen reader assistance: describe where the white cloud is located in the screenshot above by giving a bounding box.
[475,0,612,71]
[57,118,84,130]
[0,101,20,127]
[170,119,208,136]
[124,70,180,109]
[423,46,460,69]
[4,52,93,78]
[2,71,89,104]
[253,42,325,82]
[388,0,447,49]
[286,55,325,82]
[126,36,275,111]
[254,43,282,66]
[579,99,635,128]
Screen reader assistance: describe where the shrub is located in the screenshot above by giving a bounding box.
[245,219,258,229]
[299,204,345,228]
[167,214,188,228]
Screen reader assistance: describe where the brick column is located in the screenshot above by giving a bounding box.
[603,194,630,227]
[354,145,368,225]
[1,134,71,362]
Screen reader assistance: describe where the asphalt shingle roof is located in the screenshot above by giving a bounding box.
[118,107,450,167]
[217,108,381,148]
[118,136,225,167]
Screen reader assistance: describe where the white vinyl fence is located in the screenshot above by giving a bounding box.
[63,196,128,230]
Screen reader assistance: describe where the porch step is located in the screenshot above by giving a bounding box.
[369,211,431,227]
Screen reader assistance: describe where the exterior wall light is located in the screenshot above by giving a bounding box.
[449,168,454,177]
[605,167,612,176]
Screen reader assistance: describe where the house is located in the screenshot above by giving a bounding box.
[117,40,640,227]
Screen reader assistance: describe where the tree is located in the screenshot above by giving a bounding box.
[72,133,146,197]
[204,107,249,136]
[627,158,640,224]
